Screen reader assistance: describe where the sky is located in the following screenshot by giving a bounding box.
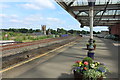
[0,0,109,32]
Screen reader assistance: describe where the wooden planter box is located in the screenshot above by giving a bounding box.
[73,70,83,80]
[74,71,103,80]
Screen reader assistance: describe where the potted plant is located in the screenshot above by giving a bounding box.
[86,43,96,50]
[93,44,96,50]
[86,40,96,50]
[86,43,89,50]
[72,57,109,80]
[93,40,96,50]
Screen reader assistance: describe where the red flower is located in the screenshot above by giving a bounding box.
[84,67,87,70]
[84,61,88,65]
[76,61,80,63]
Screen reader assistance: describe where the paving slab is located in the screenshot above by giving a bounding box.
[2,37,119,79]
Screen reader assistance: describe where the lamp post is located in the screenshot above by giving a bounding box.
[87,0,96,59]
[88,0,96,50]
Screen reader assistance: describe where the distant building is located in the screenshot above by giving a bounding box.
[96,31,109,38]
[41,25,46,35]
[32,25,48,36]
[100,31,109,36]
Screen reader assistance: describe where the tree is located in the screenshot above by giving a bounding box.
[96,31,100,34]
[28,29,33,33]
[57,28,67,34]
[18,28,28,33]
[68,29,74,34]
[86,31,90,34]
[76,31,81,34]
[8,28,16,32]
[81,30,87,34]
[93,31,97,34]
[35,29,41,32]
[50,29,57,35]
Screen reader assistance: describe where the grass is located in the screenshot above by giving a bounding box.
[1,32,55,42]
[22,40,33,42]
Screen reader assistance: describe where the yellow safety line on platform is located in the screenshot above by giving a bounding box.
[0,41,76,73]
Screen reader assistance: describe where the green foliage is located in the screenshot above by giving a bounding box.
[81,30,87,34]
[68,30,74,34]
[57,28,67,34]
[38,36,48,39]
[1,28,100,42]
[2,31,54,42]
[93,40,96,43]
[72,57,109,79]
[51,29,58,35]
[27,36,34,40]
[96,31,101,34]
[83,69,102,80]
[2,28,41,33]
[14,37,23,42]
[28,29,34,33]
[3,37,10,40]
[83,57,93,64]
[55,35,59,37]
[2,28,101,35]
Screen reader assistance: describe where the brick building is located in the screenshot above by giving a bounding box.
[109,23,120,38]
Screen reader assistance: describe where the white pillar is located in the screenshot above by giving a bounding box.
[89,7,94,40]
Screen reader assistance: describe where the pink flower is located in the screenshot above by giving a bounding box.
[76,61,80,63]
[84,61,89,65]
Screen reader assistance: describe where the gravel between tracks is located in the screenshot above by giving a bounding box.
[2,37,73,57]
[2,36,80,69]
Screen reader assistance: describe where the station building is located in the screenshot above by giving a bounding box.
[109,23,120,37]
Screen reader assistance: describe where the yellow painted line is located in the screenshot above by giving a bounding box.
[36,47,69,64]
[0,41,76,73]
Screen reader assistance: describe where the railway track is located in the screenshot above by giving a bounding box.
[2,36,80,69]
[1,37,68,51]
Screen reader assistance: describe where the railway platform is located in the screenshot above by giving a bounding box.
[2,37,119,79]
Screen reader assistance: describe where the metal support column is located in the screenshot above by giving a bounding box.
[89,7,94,40]
[88,0,95,54]
[88,6,94,50]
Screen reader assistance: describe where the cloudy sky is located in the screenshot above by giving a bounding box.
[0,0,109,31]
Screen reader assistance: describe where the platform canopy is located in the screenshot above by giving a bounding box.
[55,0,120,27]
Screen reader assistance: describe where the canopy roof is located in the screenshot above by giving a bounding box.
[55,0,120,27]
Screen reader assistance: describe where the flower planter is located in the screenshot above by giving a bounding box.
[86,44,96,50]
[73,70,83,80]
[97,77,103,80]
[74,71,103,80]
[72,57,108,80]
[86,45,94,50]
